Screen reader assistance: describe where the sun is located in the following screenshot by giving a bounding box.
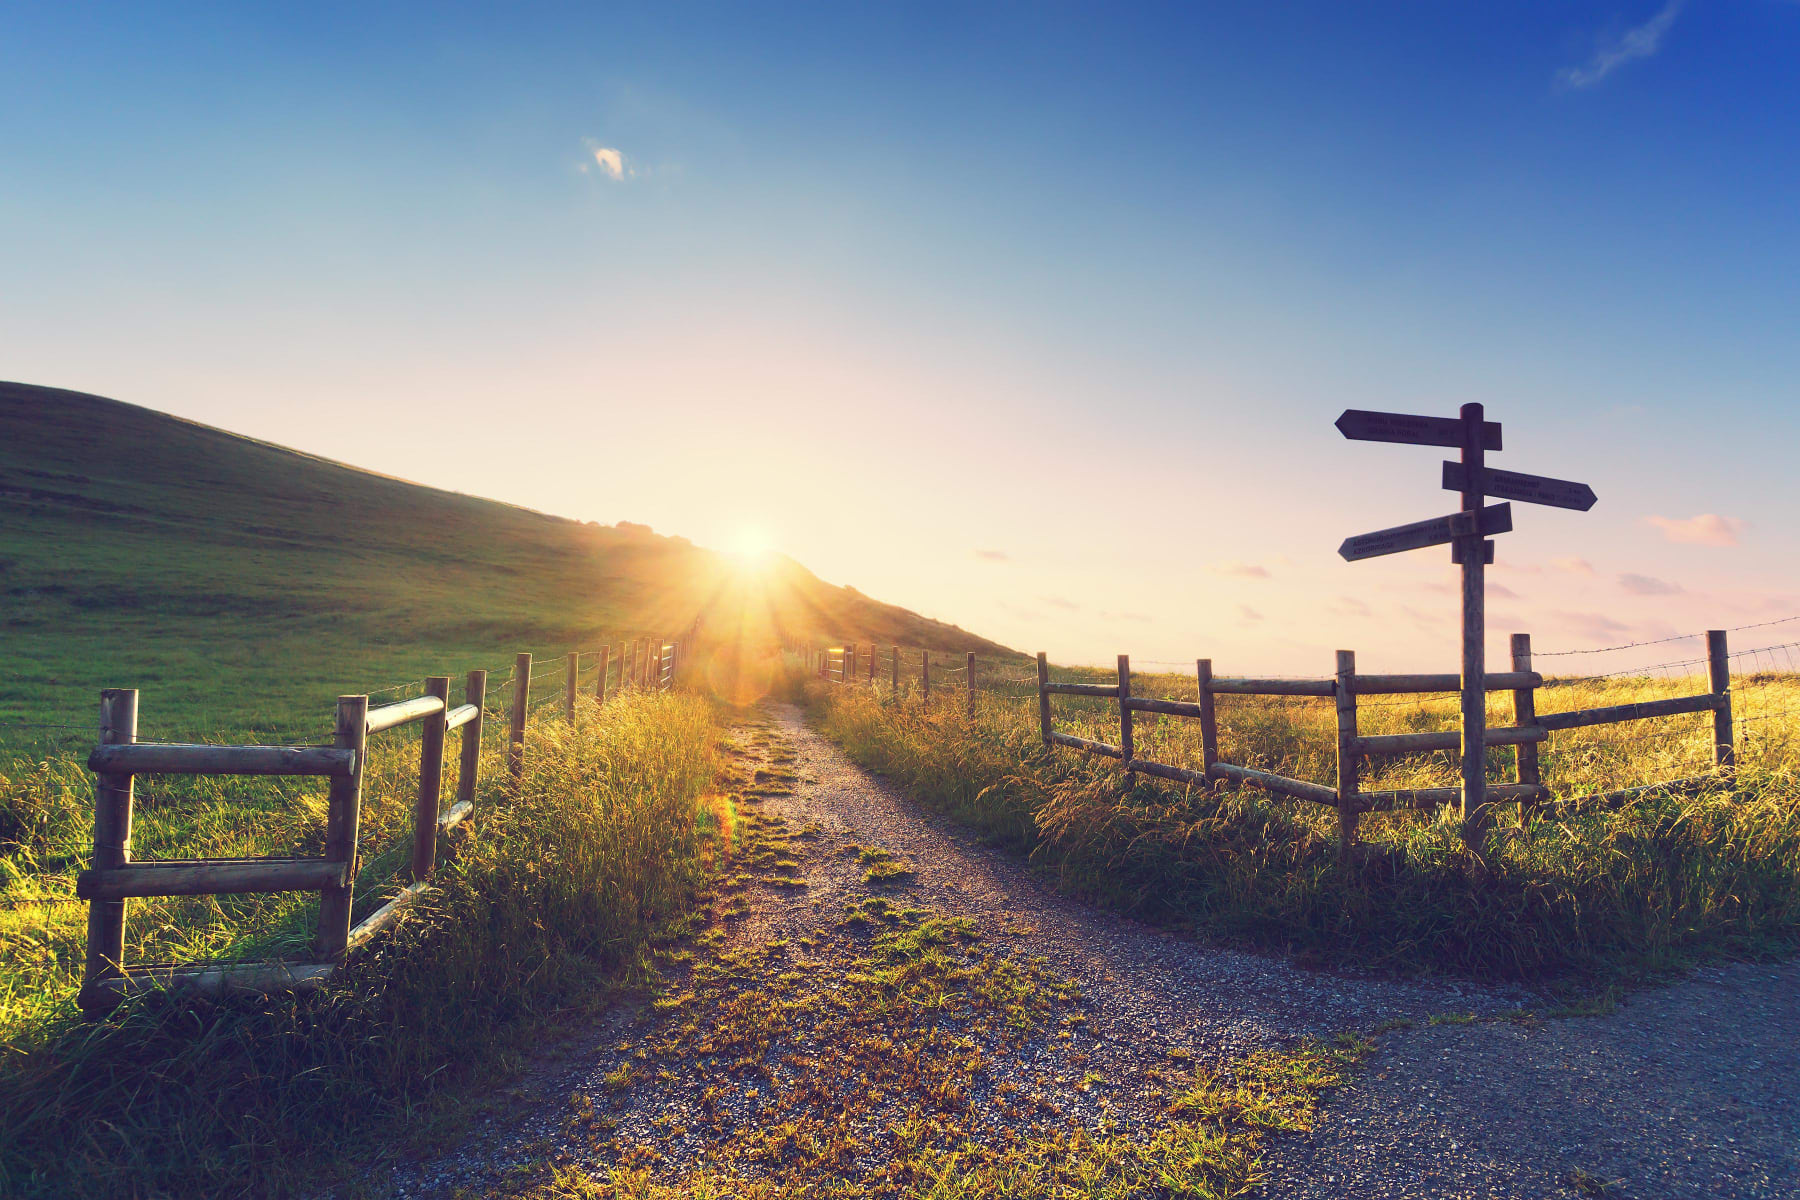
[730,524,774,563]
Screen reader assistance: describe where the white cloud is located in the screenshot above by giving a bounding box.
[592,146,626,180]
[1558,1,1683,89]
[1552,556,1596,575]
[1646,513,1745,546]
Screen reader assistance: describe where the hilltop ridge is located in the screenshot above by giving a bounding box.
[0,382,1010,729]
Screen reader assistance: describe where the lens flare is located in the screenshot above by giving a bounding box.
[731,525,773,563]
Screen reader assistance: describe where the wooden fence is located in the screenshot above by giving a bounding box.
[74,637,685,1014]
[1036,630,1736,856]
[810,642,982,715]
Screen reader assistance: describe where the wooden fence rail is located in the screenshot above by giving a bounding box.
[76,633,688,1015]
[1035,630,1737,858]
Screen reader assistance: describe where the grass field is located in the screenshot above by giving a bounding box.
[0,686,723,1197]
[801,660,1800,984]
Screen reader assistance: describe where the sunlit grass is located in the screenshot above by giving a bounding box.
[0,688,720,1198]
[804,668,1800,983]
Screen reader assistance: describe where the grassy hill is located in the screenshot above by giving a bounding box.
[0,381,1009,740]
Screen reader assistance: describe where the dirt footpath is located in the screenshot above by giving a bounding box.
[387,702,1798,1199]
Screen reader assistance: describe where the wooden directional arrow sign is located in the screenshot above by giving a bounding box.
[1336,408,1502,451]
[1338,503,1512,562]
[1441,462,1596,512]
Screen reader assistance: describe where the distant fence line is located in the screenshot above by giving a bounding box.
[73,631,690,1015]
[798,641,1001,715]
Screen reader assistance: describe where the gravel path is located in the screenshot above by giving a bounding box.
[752,704,1528,1058]
[1257,959,1800,1199]
[384,702,1797,1198]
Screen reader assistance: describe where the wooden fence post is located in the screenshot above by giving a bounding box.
[1117,655,1134,775]
[316,693,369,962]
[458,669,485,813]
[1196,659,1219,781]
[1035,652,1052,745]
[1510,634,1541,815]
[508,652,530,789]
[80,688,138,1013]
[1334,650,1359,858]
[595,646,610,704]
[1708,629,1735,777]
[1458,402,1492,857]
[564,652,578,723]
[869,643,877,684]
[966,652,976,716]
[922,650,930,702]
[412,676,450,878]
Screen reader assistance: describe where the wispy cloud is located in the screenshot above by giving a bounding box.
[1552,556,1596,575]
[1209,561,1271,579]
[974,548,1010,563]
[1329,596,1370,618]
[1042,596,1080,611]
[1619,572,1682,596]
[1646,513,1745,546]
[1237,605,1263,623]
[1558,1,1683,89]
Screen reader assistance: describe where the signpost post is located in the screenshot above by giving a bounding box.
[1335,405,1595,859]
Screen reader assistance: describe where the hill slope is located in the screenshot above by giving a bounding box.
[0,382,1009,735]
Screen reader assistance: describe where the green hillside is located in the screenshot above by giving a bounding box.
[0,382,1008,740]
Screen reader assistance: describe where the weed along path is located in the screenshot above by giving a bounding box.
[389,702,1794,1199]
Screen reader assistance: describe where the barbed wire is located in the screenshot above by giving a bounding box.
[1535,613,1800,657]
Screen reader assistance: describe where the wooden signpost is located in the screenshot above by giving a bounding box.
[1336,404,1595,857]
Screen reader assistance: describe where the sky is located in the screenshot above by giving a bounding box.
[4,1,1799,673]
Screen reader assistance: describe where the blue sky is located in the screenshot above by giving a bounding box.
[3,1,1797,670]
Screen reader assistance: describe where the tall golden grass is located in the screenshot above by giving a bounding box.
[0,688,720,1197]
[806,667,1800,983]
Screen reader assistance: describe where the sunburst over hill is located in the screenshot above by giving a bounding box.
[0,382,1010,732]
